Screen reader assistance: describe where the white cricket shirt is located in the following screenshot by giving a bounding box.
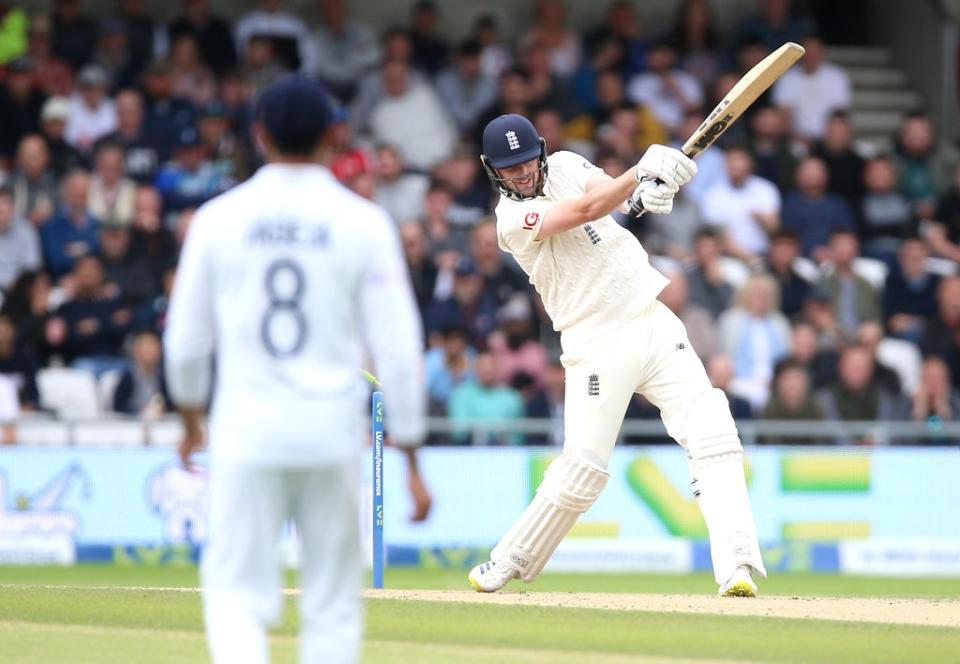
[496,151,669,350]
[164,164,425,466]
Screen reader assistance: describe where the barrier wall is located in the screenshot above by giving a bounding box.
[1,446,958,575]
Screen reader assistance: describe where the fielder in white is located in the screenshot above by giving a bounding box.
[468,114,766,597]
[164,78,430,664]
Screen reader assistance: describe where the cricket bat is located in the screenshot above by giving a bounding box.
[681,41,805,158]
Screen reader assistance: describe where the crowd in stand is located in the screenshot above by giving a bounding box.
[0,0,958,445]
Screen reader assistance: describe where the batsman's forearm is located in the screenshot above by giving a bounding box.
[579,169,642,220]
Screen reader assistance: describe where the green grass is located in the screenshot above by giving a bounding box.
[0,566,957,663]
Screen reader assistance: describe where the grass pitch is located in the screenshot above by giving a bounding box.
[0,566,958,663]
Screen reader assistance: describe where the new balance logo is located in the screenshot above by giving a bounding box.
[588,373,600,396]
[505,130,520,150]
[584,224,601,245]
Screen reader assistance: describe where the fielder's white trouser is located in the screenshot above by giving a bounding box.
[202,459,362,664]
[493,300,766,585]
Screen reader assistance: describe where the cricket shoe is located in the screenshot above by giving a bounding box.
[719,565,758,597]
[468,560,519,593]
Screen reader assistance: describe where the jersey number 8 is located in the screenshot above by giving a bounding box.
[261,258,307,358]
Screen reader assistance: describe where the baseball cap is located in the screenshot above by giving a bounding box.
[77,64,108,87]
[454,256,478,276]
[255,77,332,155]
[482,114,542,169]
[41,96,71,122]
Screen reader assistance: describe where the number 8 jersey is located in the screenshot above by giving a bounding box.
[164,164,426,466]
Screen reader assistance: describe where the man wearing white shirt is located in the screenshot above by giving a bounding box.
[772,34,851,141]
[701,146,781,262]
[165,78,430,664]
[627,42,703,133]
[65,65,118,153]
[234,0,318,75]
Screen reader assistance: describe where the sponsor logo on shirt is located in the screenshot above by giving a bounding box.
[523,212,539,230]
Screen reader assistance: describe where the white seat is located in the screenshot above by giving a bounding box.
[717,256,751,289]
[877,338,922,395]
[792,257,820,283]
[852,257,889,291]
[37,368,100,419]
[98,370,123,412]
[73,421,146,448]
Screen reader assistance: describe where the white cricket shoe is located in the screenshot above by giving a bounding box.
[468,560,519,593]
[719,565,758,597]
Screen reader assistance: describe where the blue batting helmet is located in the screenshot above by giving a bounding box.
[480,114,548,201]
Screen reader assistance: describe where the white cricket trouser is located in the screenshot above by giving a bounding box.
[202,459,362,664]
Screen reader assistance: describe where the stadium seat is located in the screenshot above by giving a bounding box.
[98,370,123,413]
[717,256,751,289]
[877,337,922,395]
[37,368,101,419]
[852,258,889,290]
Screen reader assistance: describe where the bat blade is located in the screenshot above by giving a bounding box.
[682,42,805,158]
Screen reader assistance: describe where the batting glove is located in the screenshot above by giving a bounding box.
[635,144,698,188]
[628,177,679,216]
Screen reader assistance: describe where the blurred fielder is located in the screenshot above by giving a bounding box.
[468,114,766,597]
[165,78,430,664]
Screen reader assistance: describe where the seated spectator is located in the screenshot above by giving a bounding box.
[520,0,582,79]
[234,0,317,74]
[765,230,811,318]
[748,106,798,192]
[894,112,959,220]
[65,65,118,153]
[168,0,237,76]
[736,0,815,51]
[475,68,534,141]
[642,186,703,261]
[350,28,424,131]
[816,229,881,340]
[781,156,855,260]
[786,319,838,390]
[488,296,548,387]
[810,110,866,211]
[26,15,73,98]
[816,345,907,440]
[40,169,100,280]
[470,221,529,307]
[670,110,725,203]
[153,127,233,212]
[424,257,498,349]
[9,134,57,225]
[921,276,960,389]
[772,33,851,142]
[398,222,437,325]
[115,0,158,75]
[374,144,428,224]
[856,321,904,396]
[882,237,940,344]
[424,325,476,412]
[800,288,846,351]
[759,359,824,442]
[658,268,718,359]
[133,265,174,336]
[309,0,379,101]
[0,186,40,292]
[517,41,578,117]
[910,356,960,432]
[706,354,753,420]
[672,0,722,90]
[686,228,734,319]
[701,145,781,263]
[449,351,524,445]
[472,14,512,80]
[112,330,170,417]
[421,180,470,261]
[46,254,132,376]
[0,56,44,161]
[437,148,490,230]
[436,40,498,137]
[51,0,98,69]
[167,32,217,108]
[929,161,960,263]
[571,37,629,116]
[130,185,177,279]
[88,140,136,227]
[99,221,155,306]
[0,270,55,361]
[0,315,39,410]
[240,34,286,96]
[368,60,457,172]
[100,89,161,183]
[524,358,565,445]
[38,96,85,178]
[140,62,197,163]
[627,40,703,133]
[859,156,914,264]
[198,100,251,183]
[91,18,139,92]
[719,274,792,408]
[408,0,450,75]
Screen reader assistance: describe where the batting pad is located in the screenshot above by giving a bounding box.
[491,453,609,581]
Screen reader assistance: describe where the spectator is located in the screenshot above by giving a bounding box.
[921,276,960,389]
[517,41,577,117]
[488,296,549,386]
[706,354,753,420]
[420,181,467,287]
[425,257,498,348]
[772,34,851,142]
[882,237,939,344]
[101,89,161,183]
[672,0,722,89]
[627,40,703,133]
[856,320,905,396]
[349,28,424,131]
[398,222,437,321]
[929,162,960,263]
[449,350,524,445]
[817,345,907,437]
[781,156,856,260]
[571,35,627,116]
[584,2,646,79]
[910,356,960,430]
[133,264,174,335]
[748,106,798,192]
[424,325,476,412]
[437,149,490,230]
[476,68,534,141]
[409,1,450,75]
[701,145,781,263]
[168,0,237,76]
[523,358,565,445]
[139,62,197,163]
[324,108,373,194]
[0,314,39,410]
[38,96,85,177]
[470,221,529,307]
[198,100,251,183]
[9,134,58,225]
[719,274,792,408]
[810,110,866,211]
[153,127,233,213]
[472,14,511,80]
[521,0,582,79]
[373,144,428,224]
[765,230,811,318]
[51,0,98,69]
[686,228,734,319]
[670,110,725,203]
[88,141,136,228]
[239,34,286,96]
[786,319,837,390]
[759,359,824,442]
[859,156,914,264]
[816,229,881,340]
[0,270,53,360]
[736,0,815,51]
[167,32,217,107]
[642,186,703,261]
[46,254,132,375]
[894,112,960,220]
[0,5,27,65]
[129,185,177,282]
[40,169,99,280]
[65,65,118,153]
[112,330,170,416]
[0,186,41,292]
[309,0,379,101]
[658,268,718,358]
[25,15,73,98]
[368,60,457,171]
[436,40,498,137]
[0,56,45,161]
[99,220,155,306]
[115,0,157,75]
[234,0,317,74]
[91,18,139,92]
[800,287,846,351]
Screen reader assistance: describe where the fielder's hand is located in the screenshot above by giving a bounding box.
[635,144,698,188]
[629,178,679,215]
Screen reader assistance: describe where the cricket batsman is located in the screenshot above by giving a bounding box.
[467,114,767,597]
[165,78,430,664]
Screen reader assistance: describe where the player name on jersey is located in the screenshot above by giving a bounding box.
[248,220,330,247]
